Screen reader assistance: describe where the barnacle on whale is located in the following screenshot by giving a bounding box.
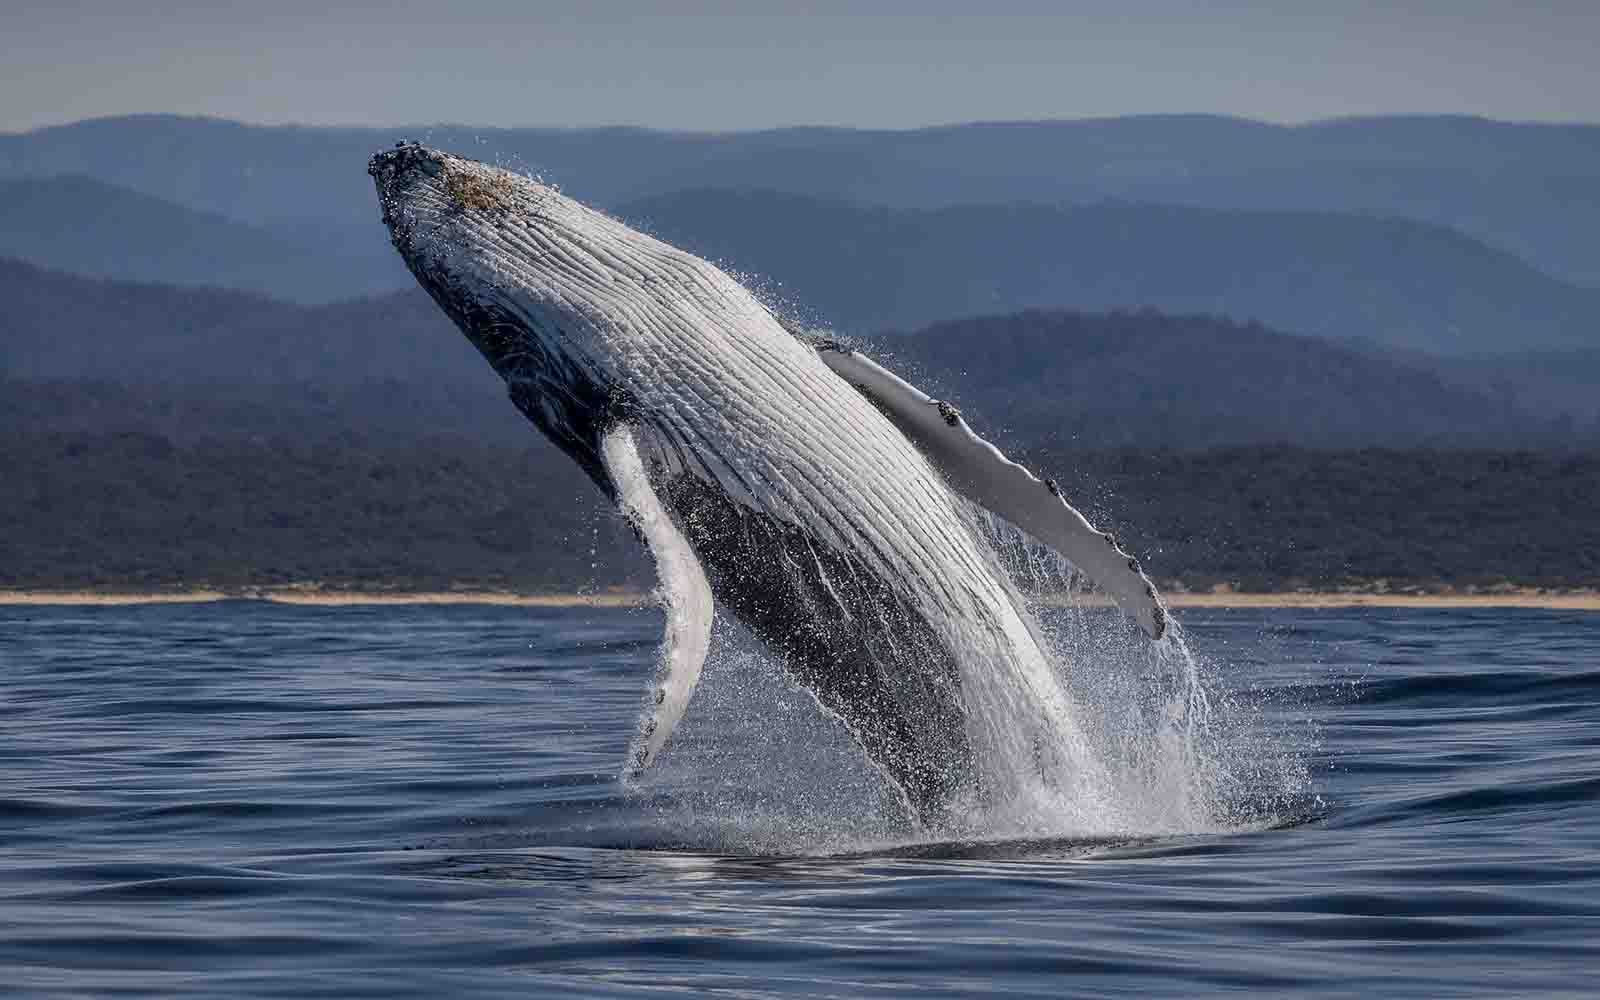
[443,163,518,214]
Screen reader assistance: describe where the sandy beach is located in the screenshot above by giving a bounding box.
[3,587,1597,611]
[0,589,645,608]
[1158,591,1600,611]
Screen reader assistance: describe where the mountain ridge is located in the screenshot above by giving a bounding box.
[5,175,1595,355]
[4,257,1588,450]
[4,112,1597,283]
[0,175,407,302]
[620,188,1600,354]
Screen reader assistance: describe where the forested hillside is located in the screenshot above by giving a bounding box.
[5,428,1595,593]
[868,311,1591,449]
[1036,447,1600,591]
[3,256,1596,593]
[0,429,644,591]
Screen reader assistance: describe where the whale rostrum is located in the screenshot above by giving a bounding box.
[368,143,1168,824]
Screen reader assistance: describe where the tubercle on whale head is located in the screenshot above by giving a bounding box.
[366,144,539,332]
[370,141,558,204]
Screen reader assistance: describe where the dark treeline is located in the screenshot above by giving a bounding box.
[1,429,648,592]
[5,427,1596,593]
[1037,447,1600,592]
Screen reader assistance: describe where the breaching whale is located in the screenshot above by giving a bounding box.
[368,144,1167,824]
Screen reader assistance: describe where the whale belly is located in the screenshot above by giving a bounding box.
[654,470,983,819]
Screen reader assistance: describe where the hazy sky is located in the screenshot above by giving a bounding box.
[6,1,1598,132]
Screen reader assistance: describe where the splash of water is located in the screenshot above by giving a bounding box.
[971,508,1312,836]
[618,463,1312,855]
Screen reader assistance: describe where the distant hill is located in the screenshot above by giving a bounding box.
[1441,351,1600,427]
[4,113,1597,284]
[867,310,1584,450]
[6,118,1597,353]
[621,189,1600,354]
[1340,340,1600,426]
[0,176,407,302]
[0,257,481,385]
[3,260,1588,450]
[1,377,533,447]
[16,176,1593,359]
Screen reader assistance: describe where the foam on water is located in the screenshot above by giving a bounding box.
[935,509,1309,841]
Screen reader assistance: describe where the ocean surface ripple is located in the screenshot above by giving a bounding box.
[1,603,1596,997]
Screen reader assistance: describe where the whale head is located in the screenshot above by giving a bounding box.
[367,142,631,484]
[369,143,541,245]
[367,142,559,345]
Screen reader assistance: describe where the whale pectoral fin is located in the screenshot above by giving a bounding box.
[599,426,715,776]
[814,346,1167,640]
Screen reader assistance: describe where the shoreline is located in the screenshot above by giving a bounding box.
[3,588,1598,611]
[0,589,646,608]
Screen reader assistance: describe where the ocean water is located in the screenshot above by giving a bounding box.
[1,602,1596,997]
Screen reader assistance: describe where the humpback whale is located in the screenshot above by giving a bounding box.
[368,144,1166,824]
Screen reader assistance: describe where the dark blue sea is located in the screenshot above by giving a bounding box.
[2,602,1597,997]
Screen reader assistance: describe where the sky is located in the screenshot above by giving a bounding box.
[5,0,1598,133]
